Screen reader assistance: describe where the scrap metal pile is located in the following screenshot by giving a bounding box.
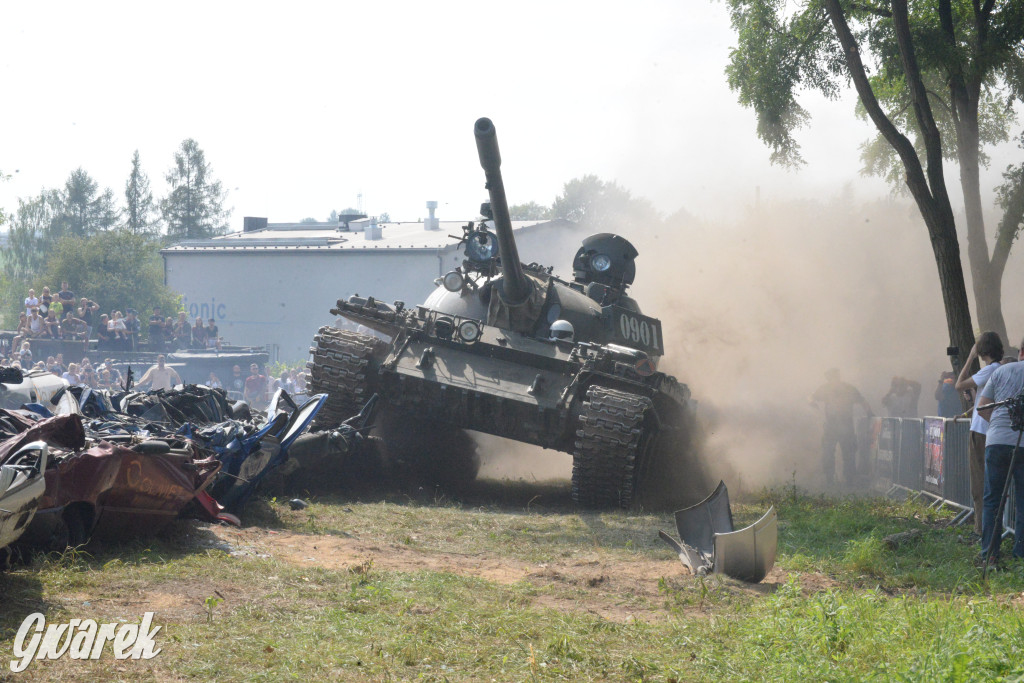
[0,368,374,564]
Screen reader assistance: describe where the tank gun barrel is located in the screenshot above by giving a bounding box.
[474,117,531,305]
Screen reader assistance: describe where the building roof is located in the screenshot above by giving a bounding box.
[161,219,564,254]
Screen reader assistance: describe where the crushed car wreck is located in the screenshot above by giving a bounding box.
[0,410,225,549]
[658,481,778,583]
[0,440,49,566]
[0,375,353,552]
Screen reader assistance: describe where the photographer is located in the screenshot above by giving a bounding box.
[975,338,1024,565]
[77,297,99,338]
[881,377,922,418]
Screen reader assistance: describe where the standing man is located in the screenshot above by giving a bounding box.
[935,371,961,418]
[243,363,268,410]
[975,338,1024,565]
[23,289,39,316]
[56,281,76,310]
[136,355,182,392]
[811,369,874,487]
[955,331,1005,537]
[124,309,141,350]
[149,307,166,350]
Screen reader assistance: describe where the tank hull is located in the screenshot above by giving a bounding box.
[309,302,702,508]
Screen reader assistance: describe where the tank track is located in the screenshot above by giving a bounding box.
[307,327,387,428]
[572,385,652,509]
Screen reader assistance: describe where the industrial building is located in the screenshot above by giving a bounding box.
[161,209,582,362]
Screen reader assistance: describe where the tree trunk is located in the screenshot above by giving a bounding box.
[972,268,1008,344]
[920,203,977,377]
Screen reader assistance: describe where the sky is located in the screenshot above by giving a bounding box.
[2,0,1016,227]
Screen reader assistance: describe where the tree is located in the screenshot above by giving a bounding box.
[724,0,1023,365]
[161,139,230,240]
[551,175,661,231]
[4,192,58,282]
[50,168,119,240]
[124,150,158,235]
[3,169,120,282]
[509,201,553,221]
[41,231,179,322]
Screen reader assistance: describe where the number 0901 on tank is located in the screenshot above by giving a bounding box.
[606,306,663,356]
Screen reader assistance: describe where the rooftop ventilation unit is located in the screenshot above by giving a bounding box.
[243,216,268,233]
[424,200,439,231]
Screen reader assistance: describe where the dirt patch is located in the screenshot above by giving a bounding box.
[203,523,806,623]
[57,582,240,623]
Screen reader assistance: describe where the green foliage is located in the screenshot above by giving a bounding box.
[725,0,1023,170]
[551,175,660,232]
[35,230,179,325]
[161,138,231,240]
[4,168,118,283]
[724,0,1023,340]
[53,167,119,239]
[996,132,1024,245]
[509,201,552,221]
[123,149,159,235]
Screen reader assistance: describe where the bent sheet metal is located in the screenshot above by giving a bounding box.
[659,480,777,582]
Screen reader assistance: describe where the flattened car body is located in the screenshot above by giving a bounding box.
[0,411,221,548]
[0,441,49,560]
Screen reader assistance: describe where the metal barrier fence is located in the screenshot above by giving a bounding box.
[862,416,1017,536]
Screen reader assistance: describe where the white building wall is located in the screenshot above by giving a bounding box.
[162,219,589,363]
[164,248,463,362]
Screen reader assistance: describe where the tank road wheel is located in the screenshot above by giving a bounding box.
[572,386,652,509]
[307,327,389,428]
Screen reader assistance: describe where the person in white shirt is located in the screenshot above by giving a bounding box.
[62,363,81,385]
[137,355,182,392]
[24,289,39,316]
[955,331,1005,536]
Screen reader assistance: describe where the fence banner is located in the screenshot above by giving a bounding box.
[923,417,945,495]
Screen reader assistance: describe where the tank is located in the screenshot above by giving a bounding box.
[307,117,709,508]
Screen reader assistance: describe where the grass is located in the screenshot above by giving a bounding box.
[0,481,1022,681]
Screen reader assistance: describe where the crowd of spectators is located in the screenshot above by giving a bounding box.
[3,282,225,357]
[0,350,126,391]
[222,363,307,408]
[147,308,222,352]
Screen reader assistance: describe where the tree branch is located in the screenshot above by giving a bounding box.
[822,0,931,203]
[850,2,891,18]
[891,0,954,211]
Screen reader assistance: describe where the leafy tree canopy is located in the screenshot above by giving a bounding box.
[551,175,661,232]
[161,139,231,240]
[725,0,1024,358]
[509,201,553,221]
[36,231,179,329]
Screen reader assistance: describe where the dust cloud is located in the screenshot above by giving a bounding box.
[472,192,996,493]
[629,194,976,492]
